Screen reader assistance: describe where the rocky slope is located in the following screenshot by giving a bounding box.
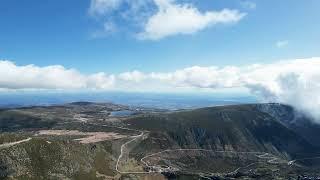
[255,103,320,147]
[128,104,318,160]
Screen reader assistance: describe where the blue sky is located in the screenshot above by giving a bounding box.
[1,0,319,74]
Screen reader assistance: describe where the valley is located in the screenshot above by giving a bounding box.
[1,102,320,179]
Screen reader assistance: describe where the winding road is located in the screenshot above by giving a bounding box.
[93,123,290,176]
[86,122,311,177]
[93,123,149,174]
[140,149,285,174]
[115,130,146,174]
[2,118,320,178]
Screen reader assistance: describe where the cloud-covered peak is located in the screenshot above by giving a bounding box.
[116,57,320,121]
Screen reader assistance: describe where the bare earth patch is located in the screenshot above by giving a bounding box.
[37,130,127,144]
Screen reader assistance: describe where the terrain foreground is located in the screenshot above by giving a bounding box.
[1,102,320,179]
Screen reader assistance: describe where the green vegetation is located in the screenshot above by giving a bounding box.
[128,105,318,160]
[0,110,57,132]
[0,138,117,179]
[1,103,320,179]
[0,133,28,144]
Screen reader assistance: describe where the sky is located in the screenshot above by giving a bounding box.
[0,0,320,119]
[0,0,319,73]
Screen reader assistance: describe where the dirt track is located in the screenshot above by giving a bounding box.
[37,130,127,144]
[0,138,32,149]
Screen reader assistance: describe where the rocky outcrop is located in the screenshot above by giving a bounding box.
[255,103,320,147]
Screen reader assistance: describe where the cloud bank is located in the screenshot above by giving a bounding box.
[0,61,115,90]
[89,0,246,40]
[1,57,320,121]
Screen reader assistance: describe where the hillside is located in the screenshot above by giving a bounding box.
[256,103,320,147]
[128,104,318,158]
[0,103,320,179]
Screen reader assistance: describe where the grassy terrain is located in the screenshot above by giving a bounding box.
[0,110,57,132]
[0,133,29,144]
[0,137,119,179]
[1,103,320,179]
[0,103,135,179]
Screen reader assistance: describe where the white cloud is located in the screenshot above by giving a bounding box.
[242,58,320,121]
[1,57,320,121]
[276,40,289,48]
[88,0,246,40]
[115,57,320,121]
[118,70,146,82]
[139,0,246,40]
[0,61,114,90]
[147,66,241,88]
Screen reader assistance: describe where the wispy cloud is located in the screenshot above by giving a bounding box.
[90,21,118,38]
[241,1,256,9]
[89,0,123,16]
[276,40,289,48]
[241,0,257,9]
